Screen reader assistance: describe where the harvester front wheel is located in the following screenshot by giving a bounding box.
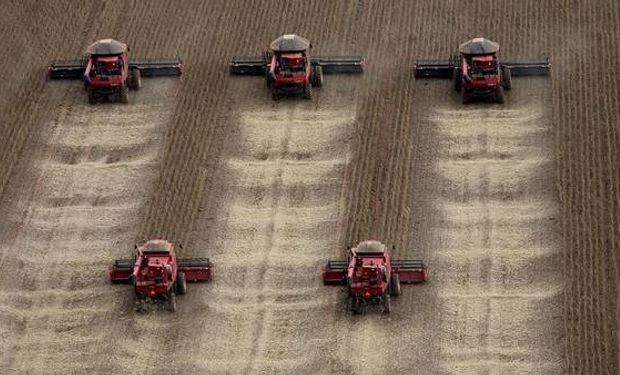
[462,91,470,104]
[383,293,391,314]
[454,71,462,92]
[87,88,96,104]
[390,273,401,297]
[303,83,312,99]
[120,86,129,104]
[496,86,505,104]
[502,66,512,90]
[312,65,323,88]
[130,68,142,90]
[352,298,365,315]
[168,293,177,312]
[176,272,187,295]
[136,296,147,313]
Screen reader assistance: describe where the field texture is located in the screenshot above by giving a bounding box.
[0,1,619,374]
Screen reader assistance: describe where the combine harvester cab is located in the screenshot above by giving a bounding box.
[229,34,365,100]
[47,38,183,104]
[109,239,212,312]
[414,37,550,104]
[322,240,428,314]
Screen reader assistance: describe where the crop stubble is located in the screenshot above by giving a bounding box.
[0,1,619,374]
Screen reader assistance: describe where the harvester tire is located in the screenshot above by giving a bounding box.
[383,293,391,314]
[462,91,470,104]
[176,272,187,295]
[87,88,96,104]
[390,273,401,297]
[136,297,147,313]
[502,66,512,90]
[303,83,312,99]
[454,71,462,92]
[352,298,365,315]
[496,86,505,104]
[168,293,177,312]
[130,68,142,90]
[312,65,324,88]
[120,86,129,104]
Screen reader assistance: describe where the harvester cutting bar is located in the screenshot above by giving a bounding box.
[391,260,428,283]
[501,59,550,76]
[229,55,366,75]
[312,56,366,73]
[109,258,134,283]
[47,59,85,79]
[178,258,213,282]
[322,260,347,285]
[47,58,183,79]
[414,57,550,78]
[413,59,457,78]
[129,58,183,77]
[229,56,268,75]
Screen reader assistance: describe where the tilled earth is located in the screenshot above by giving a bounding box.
[0,1,619,374]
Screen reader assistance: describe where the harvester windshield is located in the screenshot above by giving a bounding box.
[94,58,122,76]
[279,54,306,72]
[471,56,498,76]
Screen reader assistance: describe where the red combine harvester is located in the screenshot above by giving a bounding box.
[229,34,365,100]
[414,37,550,103]
[109,239,212,312]
[47,39,182,104]
[322,240,428,314]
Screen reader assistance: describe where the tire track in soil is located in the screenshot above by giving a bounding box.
[167,102,355,374]
[2,1,620,374]
[427,83,563,374]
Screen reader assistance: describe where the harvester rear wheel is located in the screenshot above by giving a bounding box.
[383,293,391,314]
[502,66,512,90]
[130,68,142,90]
[496,86,505,104]
[176,272,187,295]
[312,65,323,87]
[120,86,129,104]
[303,83,312,99]
[168,293,177,312]
[390,273,401,297]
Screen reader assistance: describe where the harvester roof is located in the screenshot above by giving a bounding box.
[270,34,310,52]
[459,37,500,55]
[86,39,127,56]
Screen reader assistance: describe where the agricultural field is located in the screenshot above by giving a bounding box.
[0,1,619,374]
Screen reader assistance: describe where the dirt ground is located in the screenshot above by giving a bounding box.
[0,1,619,374]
